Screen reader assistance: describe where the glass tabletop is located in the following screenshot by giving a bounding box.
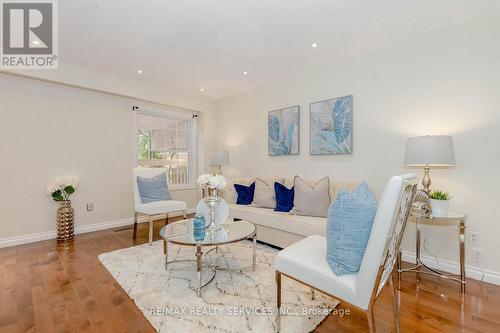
[159,219,256,246]
[426,211,466,220]
[411,210,467,225]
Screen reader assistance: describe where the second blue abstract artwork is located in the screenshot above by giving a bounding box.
[310,95,353,155]
[268,105,300,156]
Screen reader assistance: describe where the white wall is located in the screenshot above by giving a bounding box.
[214,16,500,278]
[0,74,216,243]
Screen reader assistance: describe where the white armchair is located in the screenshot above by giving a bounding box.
[132,168,187,248]
[275,174,417,332]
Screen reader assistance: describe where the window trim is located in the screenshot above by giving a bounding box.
[133,107,197,190]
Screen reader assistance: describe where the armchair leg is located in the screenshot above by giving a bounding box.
[133,213,138,240]
[164,214,169,254]
[310,288,315,300]
[275,271,282,333]
[397,250,402,289]
[183,210,187,219]
[367,307,376,333]
[390,276,401,333]
[148,215,154,246]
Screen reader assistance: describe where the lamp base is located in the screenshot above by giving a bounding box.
[422,166,431,193]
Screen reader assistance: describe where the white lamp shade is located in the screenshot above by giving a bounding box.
[405,135,455,167]
[211,150,229,166]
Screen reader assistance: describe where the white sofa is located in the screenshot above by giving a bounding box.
[223,177,358,248]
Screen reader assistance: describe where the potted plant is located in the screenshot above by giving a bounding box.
[46,175,80,241]
[429,190,451,216]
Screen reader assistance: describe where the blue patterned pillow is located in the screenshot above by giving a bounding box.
[137,172,172,204]
[326,182,377,275]
[274,182,294,212]
[234,182,255,205]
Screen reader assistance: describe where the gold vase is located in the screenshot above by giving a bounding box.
[57,200,74,241]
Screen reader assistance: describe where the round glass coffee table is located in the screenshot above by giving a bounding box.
[159,219,257,296]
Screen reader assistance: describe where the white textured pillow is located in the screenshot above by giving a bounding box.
[252,178,285,208]
[290,176,330,217]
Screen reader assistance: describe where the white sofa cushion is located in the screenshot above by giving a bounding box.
[136,200,187,215]
[229,204,326,237]
[276,235,357,303]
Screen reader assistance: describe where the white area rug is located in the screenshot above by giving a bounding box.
[98,240,339,332]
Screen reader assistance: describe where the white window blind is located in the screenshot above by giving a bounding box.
[135,109,197,188]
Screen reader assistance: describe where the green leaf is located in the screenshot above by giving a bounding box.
[64,186,75,194]
[429,190,450,200]
[52,190,64,201]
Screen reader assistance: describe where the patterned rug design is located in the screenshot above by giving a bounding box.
[99,240,339,332]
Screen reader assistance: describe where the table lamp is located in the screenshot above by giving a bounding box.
[404,135,455,193]
[211,150,229,175]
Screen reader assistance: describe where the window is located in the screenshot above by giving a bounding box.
[135,110,197,188]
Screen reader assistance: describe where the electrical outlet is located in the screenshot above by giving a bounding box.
[471,232,479,247]
[86,203,94,211]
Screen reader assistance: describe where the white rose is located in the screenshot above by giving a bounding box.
[213,175,227,189]
[197,174,214,187]
[47,175,79,196]
[53,176,65,187]
[62,175,80,188]
[46,182,59,195]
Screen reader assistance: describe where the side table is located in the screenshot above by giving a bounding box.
[397,211,467,294]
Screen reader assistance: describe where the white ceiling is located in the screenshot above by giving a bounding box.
[58,0,496,100]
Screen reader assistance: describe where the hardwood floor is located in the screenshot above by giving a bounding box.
[1,218,499,333]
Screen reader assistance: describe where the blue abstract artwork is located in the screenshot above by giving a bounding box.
[268,105,300,156]
[310,95,353,155]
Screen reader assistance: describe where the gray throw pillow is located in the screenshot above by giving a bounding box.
[290,176,330,217]
[252,178,285,208]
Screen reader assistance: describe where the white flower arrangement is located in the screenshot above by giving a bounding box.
[47,175,80,201]
[197,173,227,190]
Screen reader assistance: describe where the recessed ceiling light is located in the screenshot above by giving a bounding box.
[243,71,248,75]
[311,43,318,48]
[200,88,205,92]
[32,40,40,45]
[137,69,142,74]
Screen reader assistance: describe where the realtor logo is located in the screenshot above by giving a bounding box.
[1,0,58,69]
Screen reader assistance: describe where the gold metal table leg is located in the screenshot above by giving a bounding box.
[415,217,421,283]
[148,215,154,245]
[165,241,168,270]
[253,234,257,270]
[459,219,466,294]
[196,245,202,296]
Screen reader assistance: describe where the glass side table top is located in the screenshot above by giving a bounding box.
[410,210,467,226]
[425,211,466,220]
[159,219,256,246]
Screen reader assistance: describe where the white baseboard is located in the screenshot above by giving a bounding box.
[401,250,500,286]
[0,230,57,248]
[0,208,195,249]
[75,217,134,234]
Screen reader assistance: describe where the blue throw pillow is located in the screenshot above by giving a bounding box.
[326,182,377,275]
[234,182,255,205]
[137,172,172,204]
[274,182,294,212]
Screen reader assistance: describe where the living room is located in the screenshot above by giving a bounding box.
[1,1,499,332]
